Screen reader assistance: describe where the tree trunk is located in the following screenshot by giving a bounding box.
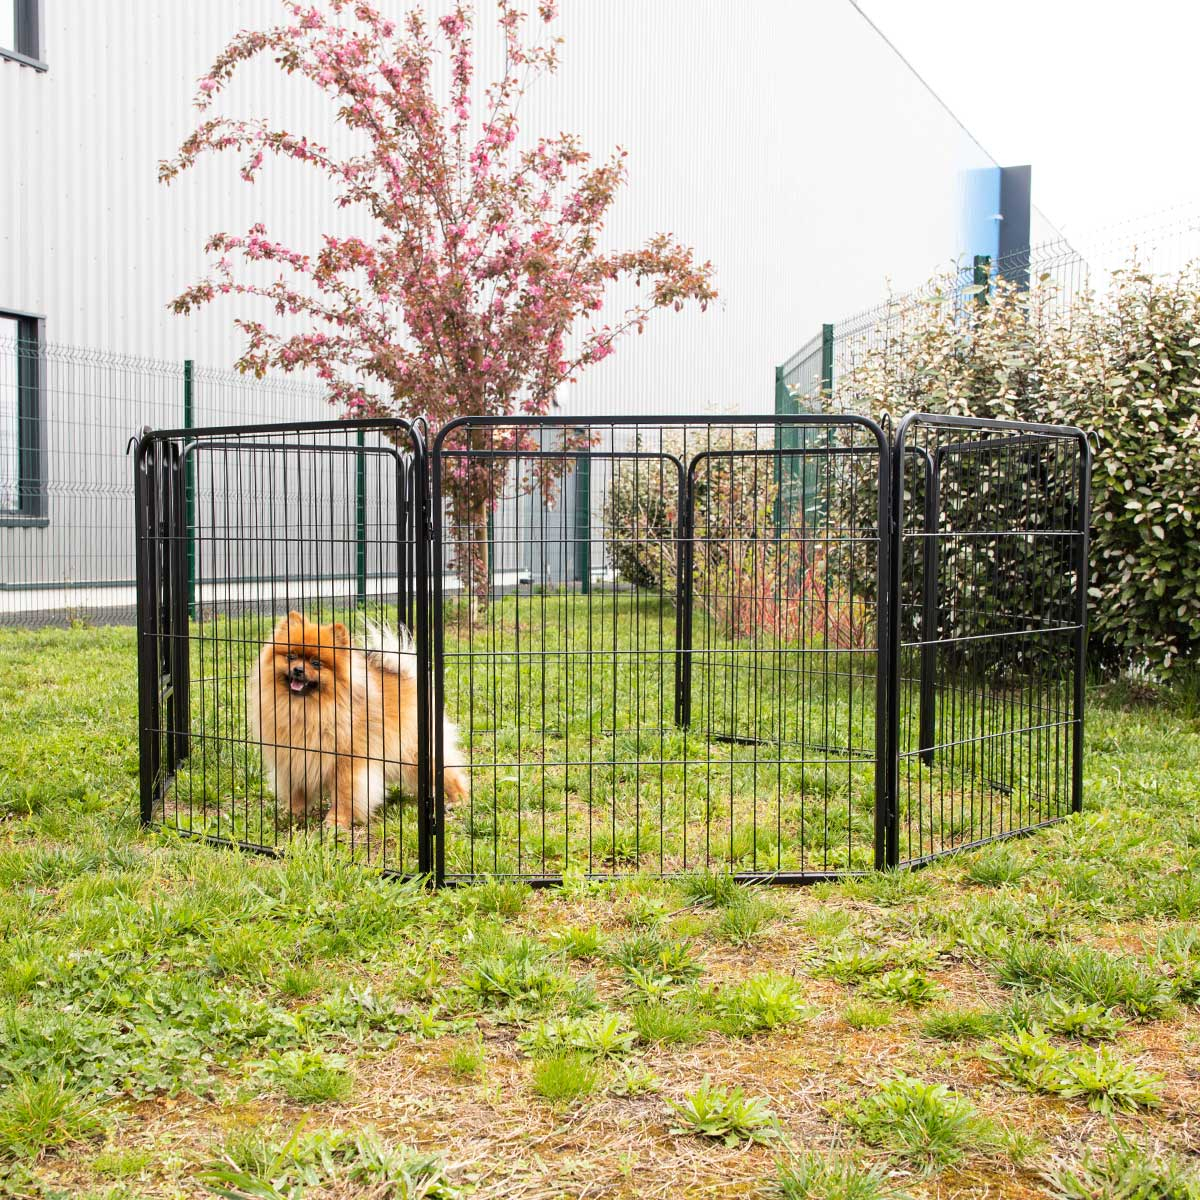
[464,484,489,620]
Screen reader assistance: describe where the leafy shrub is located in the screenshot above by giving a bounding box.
[832,264,1200,676]
[603,426,869,645]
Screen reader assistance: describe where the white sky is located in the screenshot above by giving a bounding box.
[851,0,1200,241]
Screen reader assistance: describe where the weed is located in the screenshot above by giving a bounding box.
[518,1011,636,1060]
[963,847,1030,886]
[679,870,744,908]
[1009,993,1129,1040]
[997,940,1176,1020]
[91,1148,153,1180]
[609,1061,662,1097]
[832,871,933,907]
[773,1151,907,1199]
[446,1040,484,1079]
[843,1075,994,1172]
[707,973,818,1036]
[260,1050,354,1105]
[803,909,853,939]
[0,1074,103,1160]
[920,1008,1001,1040]
[1046,1131,1200,1200]
[459,939,570,1011]
[1156,926,1200,1005]
[986,1028,1163,1113]
[545,925,606,960]
[277,966,323,999]
[632,1002,708,1046]
[668,1078,780,1147]
[198,1125,459,1199]
[843,1000,893,1030]
[466,878,527,916]
[816,946,893,984]
[530,1052,599,1105]
[715,892,779,946]
[863,968,942,1008]
[612,932,703,984]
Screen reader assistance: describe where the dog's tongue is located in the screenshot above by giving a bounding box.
[289,679,308,694]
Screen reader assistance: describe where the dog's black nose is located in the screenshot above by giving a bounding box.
[290,664,306,679]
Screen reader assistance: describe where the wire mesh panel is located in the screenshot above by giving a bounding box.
[889,414,1090,866]
[431,415,889,883]
[0,337,345,629]
[135,419,429,876]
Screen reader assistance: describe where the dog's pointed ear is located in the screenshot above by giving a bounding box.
[332,622,350,646]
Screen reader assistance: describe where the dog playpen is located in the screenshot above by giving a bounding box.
[135,412,1090,884]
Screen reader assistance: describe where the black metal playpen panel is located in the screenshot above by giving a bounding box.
[134,412,1089,884]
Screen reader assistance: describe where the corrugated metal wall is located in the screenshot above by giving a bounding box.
[1,1,1003,612]
[3,1,998,398]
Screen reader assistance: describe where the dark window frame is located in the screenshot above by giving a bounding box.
[1,0,47,72]
[0,311,48,528]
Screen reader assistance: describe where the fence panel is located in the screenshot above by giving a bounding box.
[135,418,429,876]
[889,414,1090,866]
[431,415,890,884]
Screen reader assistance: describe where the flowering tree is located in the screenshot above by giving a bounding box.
[161,0,716,606]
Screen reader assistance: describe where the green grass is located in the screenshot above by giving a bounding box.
[142,592,1057,882]
[842,1076,997,1173]
[1,624,1199,1196]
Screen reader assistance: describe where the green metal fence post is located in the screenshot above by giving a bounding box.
[355,427,367,608]
[574,429,591,595]
[820,323,834,397]
[973,254,991,304]
[183,359,196,621]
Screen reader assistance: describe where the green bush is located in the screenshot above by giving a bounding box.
[832,263,1200,676]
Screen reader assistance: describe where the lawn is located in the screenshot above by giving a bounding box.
[1,623,1199,1199]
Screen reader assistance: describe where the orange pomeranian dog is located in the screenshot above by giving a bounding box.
[247,611,469,827]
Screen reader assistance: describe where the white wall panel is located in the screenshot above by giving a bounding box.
[2,0,999,413]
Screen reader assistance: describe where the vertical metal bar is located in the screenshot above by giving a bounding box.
[918,449,940,766]
[773,365,787,535]
[881,423,902,870]
[133,435,161,826]
[356,426,367,608]
[170,446,191,766]
[183,360,196,620]
[674,460,694,730]
[1072,434,1091,813]
[426,425,443,884]
[574,432,591,595]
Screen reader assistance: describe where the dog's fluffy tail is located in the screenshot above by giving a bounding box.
[364,621,418,681]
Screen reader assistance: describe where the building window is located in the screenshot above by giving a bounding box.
[0,313,47,524]
[1,0,46,70]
